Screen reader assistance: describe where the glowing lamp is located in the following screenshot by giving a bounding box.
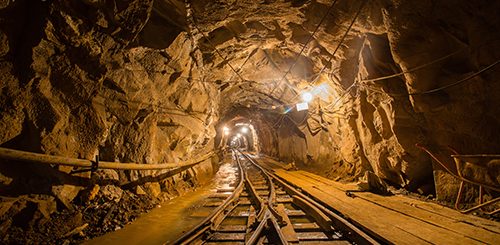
[296,102,309,111]
[301,92,313,102]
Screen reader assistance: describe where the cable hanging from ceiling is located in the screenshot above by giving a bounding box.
[185,0,246,84]
[310,0,367,85]
[270,0,340,96]
[270,0,362,129]
[186,1,289,109]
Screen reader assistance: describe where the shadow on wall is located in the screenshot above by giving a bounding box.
[134,0,187,49]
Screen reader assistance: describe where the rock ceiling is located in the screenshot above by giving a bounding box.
[146,0,385,114]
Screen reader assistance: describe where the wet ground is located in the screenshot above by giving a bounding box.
[86,156,238,245]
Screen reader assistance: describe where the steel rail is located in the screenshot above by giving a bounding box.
[240,151,288,244]
[241,152,383,245]
[172,150,245,244]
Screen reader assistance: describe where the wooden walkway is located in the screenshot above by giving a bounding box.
[256,156,500,244]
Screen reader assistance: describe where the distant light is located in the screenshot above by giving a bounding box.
[241,127,249,134]
[224,131,230,136]
[271,105,276,109]
[302,92,313,102]
[283,106,293,114]
[223,126,229,132]
[236,133,242,138]
[296,102,309,111]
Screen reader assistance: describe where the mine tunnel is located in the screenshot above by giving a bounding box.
[0,0,499,244]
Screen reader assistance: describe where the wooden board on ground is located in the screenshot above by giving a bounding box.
[254,156,500,245]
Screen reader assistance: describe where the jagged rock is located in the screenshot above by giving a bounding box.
[0,172,12,186]
[143,182,161,198]
[134,186,146,195]
[52,185,82,210]
[79,184,100,203]
[99,185,123,203]
[0,195,56,231]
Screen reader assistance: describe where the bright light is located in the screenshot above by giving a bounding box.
[224,131,230,136]
[222,126,229,132]
[296,102,309,111]
[236,133,242,138]
[301,92,313,102]
[241,127,249,134]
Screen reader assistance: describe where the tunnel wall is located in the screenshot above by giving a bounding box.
[0,0,218,241]
[251,0,500,198]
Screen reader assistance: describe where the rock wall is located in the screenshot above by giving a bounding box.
[253,0,500,198]
[0,0,218,242]
[208,0,499,199]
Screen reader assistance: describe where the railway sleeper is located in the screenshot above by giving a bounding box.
[208,232,246,242]
[217,225,247,232]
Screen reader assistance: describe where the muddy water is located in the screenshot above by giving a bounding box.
[86,158,238,245]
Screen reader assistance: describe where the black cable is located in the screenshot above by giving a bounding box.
[187,3,247,84]
[357,58,500,96]
[270,0,340,95]
[310,0,367,84]
[409,59,500,95]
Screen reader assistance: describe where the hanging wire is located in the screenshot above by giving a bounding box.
[190,23,247,83]
[309,0,367,84]
[269,0,367,130]
[357,58,500,96]
[269,0,340,96]
[408,59,500,95]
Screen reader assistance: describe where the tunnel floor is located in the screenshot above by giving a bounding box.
[86,153,499,244]
[86,156,239,244]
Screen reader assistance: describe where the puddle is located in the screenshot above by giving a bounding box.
[86,158,239,245]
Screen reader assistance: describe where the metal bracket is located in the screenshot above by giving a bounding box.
[71,155,99,174]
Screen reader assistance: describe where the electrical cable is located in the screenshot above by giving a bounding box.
[186,1,247,85]
[358,58,500,96]
[310,0,367,84]
[359,48,464,83]
[408,59,500,95]
[270,0,340,95]
[358,37,500,84]
[269,0,366,131]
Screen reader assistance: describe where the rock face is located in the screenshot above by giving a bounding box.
[208,0,499,199]
[0,0,499,242]
[0,0,217,242]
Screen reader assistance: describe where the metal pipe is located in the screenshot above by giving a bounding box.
[0,147,215,171]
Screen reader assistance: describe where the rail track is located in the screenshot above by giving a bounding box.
[173,150,379,244]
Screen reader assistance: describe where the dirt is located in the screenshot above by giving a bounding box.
[1,190,158,244]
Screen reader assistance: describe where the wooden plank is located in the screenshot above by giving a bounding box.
[217,225,247,232]
[285,209,306,217]
[353,192,500,244]
[275,170,491,245]
[292,222,321,231]
[296,231,330,240]
[209,232,245,241]
[292,169,500,242]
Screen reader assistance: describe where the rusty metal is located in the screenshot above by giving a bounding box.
[416,144,500,215]
[173,150,245,244]
[175,150,381,244]
[241,151,381,245]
